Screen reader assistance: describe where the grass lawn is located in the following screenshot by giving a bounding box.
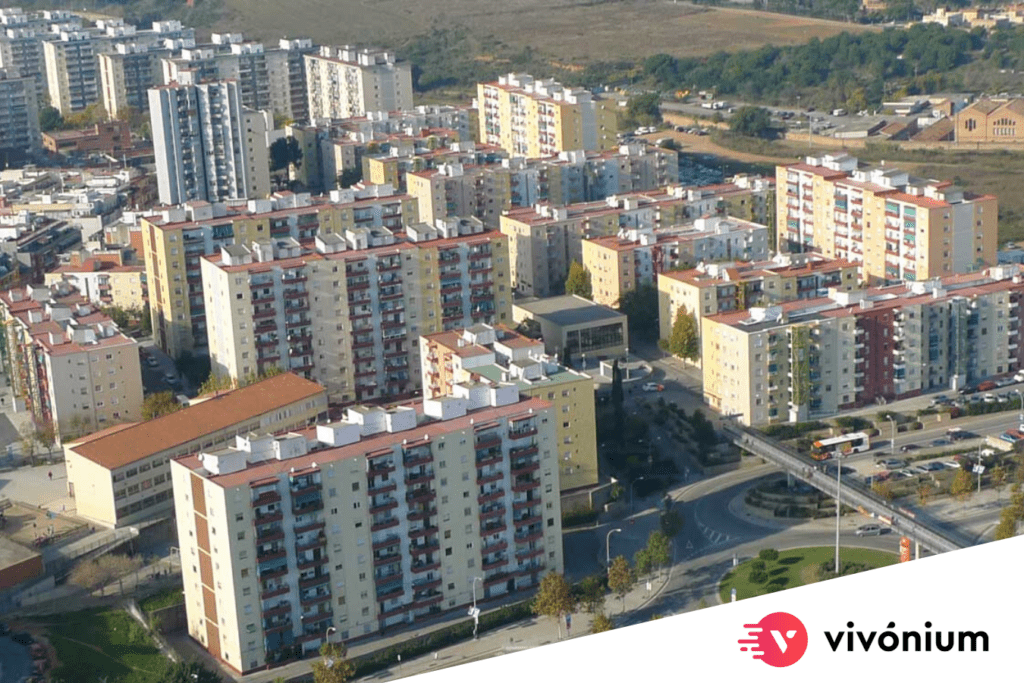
[46,608,170,683]
[139,587,184,613]
[719,546,898,602]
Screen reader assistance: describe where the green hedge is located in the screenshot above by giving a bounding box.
[562,505,599,528]
[761,421,828,440]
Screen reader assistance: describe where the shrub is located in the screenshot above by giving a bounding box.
[749,559,766,572]
[748,569,769,584]
[909,421,923,430]
[758,548,780,562]
[562,505,598,527]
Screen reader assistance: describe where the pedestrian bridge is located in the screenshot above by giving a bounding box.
[722,423,971,555]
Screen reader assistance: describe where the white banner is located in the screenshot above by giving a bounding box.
[403,536,1023,682]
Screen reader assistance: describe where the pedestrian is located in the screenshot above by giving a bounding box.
[48,470,52,481]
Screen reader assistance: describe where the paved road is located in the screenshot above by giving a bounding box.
[0,636,31,683]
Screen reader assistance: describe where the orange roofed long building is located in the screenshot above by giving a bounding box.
[171,388,561,673]
[777,153,997,285]
[63,373,328,528]
[0,282,144,444]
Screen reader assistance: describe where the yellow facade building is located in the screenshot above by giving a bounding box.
[477,73,617,157]
[419,324,598,492]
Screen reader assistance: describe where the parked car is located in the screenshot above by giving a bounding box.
[942,461,962,469]
[855,524,883,536]
[877,458,907,469]
[145,356,160,368]
[930,394,950,406]
[899,444,920,453]
[931,438,950,447]
[897,468,918,478]
[1014,370,1024,383]
[912,464,931,475]
[983,393,998,403]
[996,377,1014,388]
[978,380,999,391]
[641,382,665,392]
[922,462,945,472]
[164,372,181,387]
[958,385,977,395]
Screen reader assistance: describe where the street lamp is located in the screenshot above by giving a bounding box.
[625,346,630,380]
[630,476,646,513]
[324,626,336,644]
[887,414,896,458]
[834,458,842,576]
[606,528,622,570]
[470,576,483,639]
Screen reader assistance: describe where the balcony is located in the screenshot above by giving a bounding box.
[477,470,503,485]
[371,516,399,532]
[406,506,436,522]
[298,574,330,590]
[475,433,501,450]
[292,500,323,516]
[511,460,540,477]
[372,534,402,551]
[403,449,432,468]
[251,490,281,507]
[515,528,543,543]
[516,547,544,561]
[408,525,439,540]
[409,540,440,556]
[294,519,325,535]
[367,480,398,496]
[369,497,399,515]
[508,426,537,440]
[261,585,290,601]
[482,539,508,554]
[512,498,540,511]
[368,459,396,475]
[482,555,509,571]
[411,560,440,574]
[512,478,539,493]
[295,533,326,554]
[406,488,436,505]
[296,556,328,572]
[478,488,504,505]
[404,470,434,486]
[373,553,401,568]
[374,572,402,588]
[483,572,511,588]
[476,448,502,467]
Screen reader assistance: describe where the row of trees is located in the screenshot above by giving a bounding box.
[533,529,675,639]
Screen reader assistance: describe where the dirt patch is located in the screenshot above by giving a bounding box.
[219,0,876,62]
[1,501,84,547]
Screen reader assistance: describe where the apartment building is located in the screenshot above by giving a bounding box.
[406,163,514,230]
[305,46,413,121]
[656,253,861,343]
[777,154,998,284]
[149,78,270,206]
[0,27,47,105]
[64,373,327,528]
[420,324,598,492]
[161,35,314,121]
[0,282,143,442]
[0,70,39,162]
[42,29,112,114]
[679,175,776,227]
[44,258,146,310]
[583,217,771,307]
[362,140,504,194]
[201,217,511,403]
[142,187,418,358]
[500,191,691,297]
[171,389,561,673]
[99,44,172,118]
[477,73,617,157]
[702,266,1024,426]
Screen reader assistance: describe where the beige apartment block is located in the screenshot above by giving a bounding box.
[583,217,771,307]
[200,218,511,403]
[0,283,143,443]
[142,188,417,359]
[420,324,599,492]
[777,154,998,285]
[477,73,617,157]
[171,390,561,673]
[64,373,327,528]
[45,259,146,310]
[702,266,1024,426]
[305,46,413,121]
[500,191,691,298]
[43,30,111,114]
[406,163,513,229]
[656,254,861,344]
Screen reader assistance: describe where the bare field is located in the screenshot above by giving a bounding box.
[219,0,878,63]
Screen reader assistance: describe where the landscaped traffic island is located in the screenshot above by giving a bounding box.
[719,546,899,602]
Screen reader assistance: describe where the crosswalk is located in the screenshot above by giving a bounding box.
[696,520,731,546]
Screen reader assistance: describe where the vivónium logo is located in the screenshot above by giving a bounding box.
[738,612,809,667]
[825,622,989,653]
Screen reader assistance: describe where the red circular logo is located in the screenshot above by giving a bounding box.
[738,612,809,667]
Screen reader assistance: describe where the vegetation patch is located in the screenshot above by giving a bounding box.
[46,608,168,683]
[720,547,897,601]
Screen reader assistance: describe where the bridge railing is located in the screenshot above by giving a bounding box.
[722,423,969,554]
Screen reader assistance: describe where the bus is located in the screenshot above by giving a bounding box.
[810,432,871,460]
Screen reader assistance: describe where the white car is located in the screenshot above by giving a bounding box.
[1015,371,1024,383]
[641,382,665,392]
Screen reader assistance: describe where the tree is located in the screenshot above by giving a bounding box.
[18,422,37,464]
[995,508,1017,540]
[645,530,671,574]
[532,572,574,639]
[591,613,614,634]
[176,351,212,388]
[668,305,699,361]
[917,483,934,507]
[992,465,1007,502]
[311,642,355,683]
[872,480,894,502]
[950,468,974,511]
[606,556,635,614]
[69,554,143,596]
[337,167,363,188]
[269,136,303,172]
[618,283,659,342]
[63,102,107,129]
[140,302,153,336]
[633,547,653,579]
[729,106,777,139]
[143,391,182,420]
[34,421,56,458]
[564,261,592,300]
[157,660,222,683]
[624,93,662,129]
[39,105,64,132]
[575,575,606,614]
[200,373,235,396]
